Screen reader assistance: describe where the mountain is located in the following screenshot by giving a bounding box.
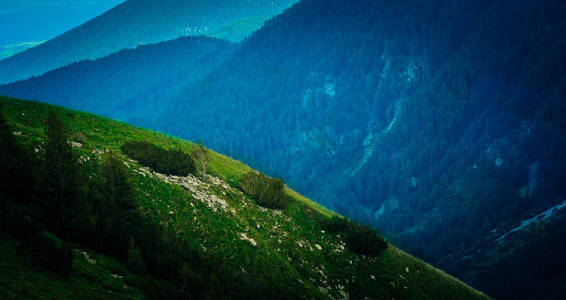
[0,36,236,126]
[0,96,489,299]
[0,0,124,46]
[0,41,44,61]
[2,0,566,298]
[0,0,297,84]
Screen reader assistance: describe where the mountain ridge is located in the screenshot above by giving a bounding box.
[0,0,297,84]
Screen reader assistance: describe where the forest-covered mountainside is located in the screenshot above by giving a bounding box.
[1,0,565,298]
[0,96,489,299]
[0,36,236,126]
[0,0,296,84]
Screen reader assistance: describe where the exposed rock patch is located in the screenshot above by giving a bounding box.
[239,232,257,247]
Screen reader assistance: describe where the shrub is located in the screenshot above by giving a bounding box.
[191,143,208,176]
[322,215,388,256]
[345,224,388,256]
[238,171,288,209]
[121,141,195,175]
[324,215,351,233]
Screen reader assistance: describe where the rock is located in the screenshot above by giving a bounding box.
[79,250,96,264]
[70,141,83,148]
[239,232,257,247]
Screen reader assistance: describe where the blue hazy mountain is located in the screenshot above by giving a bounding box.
[0,1,124,60]
[2,0,566,298]
[0,0,297,84]
[0,1,124,46]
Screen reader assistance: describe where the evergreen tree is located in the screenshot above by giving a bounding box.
[93,152,138,257]
[40,112,91,239]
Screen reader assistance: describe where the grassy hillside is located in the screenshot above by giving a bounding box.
[0,96,489,299]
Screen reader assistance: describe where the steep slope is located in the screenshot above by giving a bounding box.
[0,36,236,127]
[0,96,489,299]
[0,0,297,84]
[443,205,566,299]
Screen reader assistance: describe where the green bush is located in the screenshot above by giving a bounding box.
[238,171,288,209]
[322,214,388,256]
[192,143,208,176]
[121,141,195,176]
[324,215,351,233]
[345,224,388,257]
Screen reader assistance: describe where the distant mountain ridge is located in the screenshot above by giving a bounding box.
[0,0,297,84]
[0,36,236,126]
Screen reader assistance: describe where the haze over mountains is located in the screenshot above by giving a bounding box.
[1,0,566,298]
[0,0,125,46]
[0,0,297,84]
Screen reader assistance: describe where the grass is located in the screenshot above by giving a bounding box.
[0,96,490,299]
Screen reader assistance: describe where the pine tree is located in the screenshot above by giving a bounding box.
[40,112,91,239]
[93,152,138,256]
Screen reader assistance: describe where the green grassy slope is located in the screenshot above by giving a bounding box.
[0,96,489,299]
